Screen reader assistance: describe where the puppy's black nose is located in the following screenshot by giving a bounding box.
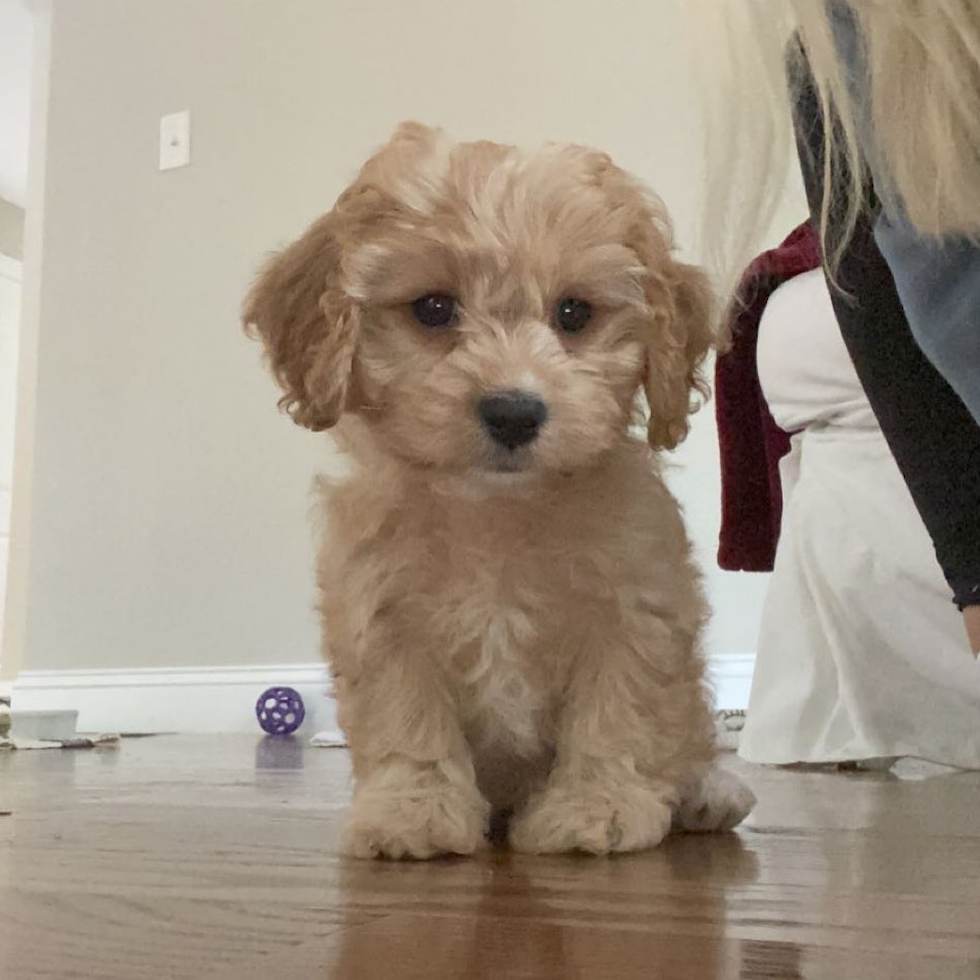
[477,391,548,450]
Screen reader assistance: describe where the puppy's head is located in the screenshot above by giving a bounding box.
[244,123,713,477]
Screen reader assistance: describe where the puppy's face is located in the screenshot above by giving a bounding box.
[244,124,713,479]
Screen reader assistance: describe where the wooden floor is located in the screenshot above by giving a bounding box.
[2,736,979,979]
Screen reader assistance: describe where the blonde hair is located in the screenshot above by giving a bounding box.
[693,0,980,286]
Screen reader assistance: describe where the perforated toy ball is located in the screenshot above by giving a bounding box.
[256,686,306,735]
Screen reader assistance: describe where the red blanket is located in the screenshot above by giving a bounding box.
[715,221,821,572]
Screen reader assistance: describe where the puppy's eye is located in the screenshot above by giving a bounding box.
[554,297,592,333]
[411,294,458,329]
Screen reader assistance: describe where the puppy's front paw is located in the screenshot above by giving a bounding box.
[510,782,673,855]
[343,782,487,860]
[674,768,756,833]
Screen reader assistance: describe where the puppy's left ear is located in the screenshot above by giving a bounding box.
[242,211,358,431]
[642,257,715,451]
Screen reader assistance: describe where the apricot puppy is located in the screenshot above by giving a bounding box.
[244,123,755,858]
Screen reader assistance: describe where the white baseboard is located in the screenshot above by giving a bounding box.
[10,654,754,735]
[11,664,337,736]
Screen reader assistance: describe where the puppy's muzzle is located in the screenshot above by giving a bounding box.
[477,391,548,451]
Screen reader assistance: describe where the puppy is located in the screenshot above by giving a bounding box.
[244,123,755,858]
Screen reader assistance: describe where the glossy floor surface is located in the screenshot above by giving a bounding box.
[2,736,979,979]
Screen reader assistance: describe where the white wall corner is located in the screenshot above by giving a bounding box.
[706,652,755,711]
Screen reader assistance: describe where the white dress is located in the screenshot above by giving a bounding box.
[738,269,980,769]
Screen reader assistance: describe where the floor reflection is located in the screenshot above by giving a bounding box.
[325,831,760,979]
[254,734,306,771]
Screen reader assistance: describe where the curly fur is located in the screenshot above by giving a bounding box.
[244,123,753,858]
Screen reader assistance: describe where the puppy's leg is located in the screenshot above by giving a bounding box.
[339,650,487,861]
[673,767,756,833]
[510,618,715,856]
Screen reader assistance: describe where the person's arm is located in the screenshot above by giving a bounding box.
[790,48,980,652]
[965,606,980,653]
[826,0,980,426]
[871,217,980,428]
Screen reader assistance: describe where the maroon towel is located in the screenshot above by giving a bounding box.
[715,221,822,572]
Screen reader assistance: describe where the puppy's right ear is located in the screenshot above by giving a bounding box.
[242,212,357,431]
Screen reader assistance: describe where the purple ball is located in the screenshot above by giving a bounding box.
[256,686,306,735]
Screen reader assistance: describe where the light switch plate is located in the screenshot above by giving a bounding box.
[159,110,191,170]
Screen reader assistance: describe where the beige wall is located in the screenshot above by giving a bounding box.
[0,198,24,261]
[10,0,804,675]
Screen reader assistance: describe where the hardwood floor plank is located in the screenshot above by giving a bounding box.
[2,735,978,979]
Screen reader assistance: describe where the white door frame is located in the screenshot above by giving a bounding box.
[0,254,21,281]
[0,253,24,697]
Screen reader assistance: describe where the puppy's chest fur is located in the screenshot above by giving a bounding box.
[362,478,618,762]
[427,510,579,762]
[325,446,679,785]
